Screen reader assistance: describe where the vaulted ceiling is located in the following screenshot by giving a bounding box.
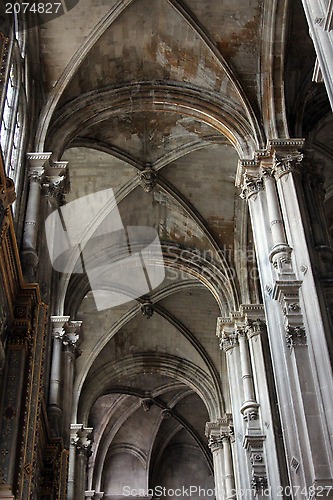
[36,0,333,494]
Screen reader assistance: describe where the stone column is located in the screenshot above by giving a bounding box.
[261,166,293,276]
[74,427,94,500]
[237,145,333,497]
[49,315,70,436]
[237,326,259,421]
[221,432,236,500]
[21,152,51,281]
[206,418,236,500]
[62,321,82,447]
[208,435,225,500]
[68,424,82,500]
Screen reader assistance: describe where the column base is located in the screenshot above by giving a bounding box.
[0,485,15,499]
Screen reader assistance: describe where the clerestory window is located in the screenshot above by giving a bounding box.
[0,8,27,211]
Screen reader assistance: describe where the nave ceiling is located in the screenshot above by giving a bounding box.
[31,0,333,494]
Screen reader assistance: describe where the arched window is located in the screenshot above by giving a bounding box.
[0,7,27,210]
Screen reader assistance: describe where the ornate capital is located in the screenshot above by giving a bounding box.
[244,318,266,339]
[240,173,264,201]
[220,331,238,351]
[28,168,45,183]
[273,152,303,179]
[208,435,223,452]
[50,316,70,340]
[63,320,82,353]
[71,426,93,458]
[138,164,157,193]
[27,152,52,184]
[44,160,70,206]
[206,415,233,447]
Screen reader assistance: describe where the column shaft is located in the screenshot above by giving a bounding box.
[222,437,236,500]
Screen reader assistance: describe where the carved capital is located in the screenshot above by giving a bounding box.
[208,435,223,451]
[28,168,45,183]
[240,173,264,201]
[44,160,70,206]
[71,426,93,458]
[241,401,259,421]
[27,152,52,184]
[244,318,266,338]
[64,320,82,353]
[220,331,238,351]
[273,152,304,179]
[50,316,70,340]
[205,415,233,447]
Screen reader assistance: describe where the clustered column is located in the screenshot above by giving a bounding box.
[49,315,70,436]
[206,417,236,500]
[62,320,82,447]
[68,424,94,500]
[22,152,51,281]
[218,312,269,497]
[48,317,82,441]
[237,140,333,497]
